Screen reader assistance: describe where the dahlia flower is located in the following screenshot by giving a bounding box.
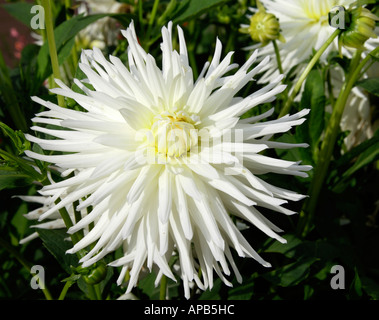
[243,0,378,83]
[25,21,311,298]
[242,0,378,151]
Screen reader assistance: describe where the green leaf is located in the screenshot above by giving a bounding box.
[0,122,31,155]
[350,268,363,297]
[300,69,326,155]
[264,234,303,259]
[0,148,42,182]
[356,0,378,6]
[1,2,34,26]
[11,198,29,238]
[227,276,255,300]
[37,229,79,274]
[138,271,162,299]
[330,129,379,193]
[62,274,81,283]
[0,166,34,191]
[342,129,379,178]
[303,284,315,300]
[263,257,318,287]
[361,276,379,299]
[172,0,229,23]
[199,278,222,300]
[356,78,379,97]
[36,13,128,84]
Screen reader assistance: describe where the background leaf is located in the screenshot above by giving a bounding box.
[356,78,379,97]
[300,69,326,157]
[172,0,230,23]
[1,2,34,26]
[37,229,78,274]
[36,13,130,86]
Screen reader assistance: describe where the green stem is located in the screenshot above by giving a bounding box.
[64,0,79,75]
[144,0,160,50]
[41,0,65,108]
[87,283,98,300]
[94,284,102,300]
[297,47,379,237]
[148,0,160,29]
[138,0,144,25]
[58,279,73,300]
[279,29,341,118]
[272,40,283,75]
[187,20,199,79]
[160,275,167,300]
[85,283,102,300]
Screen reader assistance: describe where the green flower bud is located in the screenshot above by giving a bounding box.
[82,262,107,285]
[339,7,378,50]
[239,1,285,47]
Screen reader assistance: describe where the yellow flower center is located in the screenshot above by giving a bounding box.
[151,111,199,158]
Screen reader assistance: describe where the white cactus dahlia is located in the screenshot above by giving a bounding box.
[25,21,311,298]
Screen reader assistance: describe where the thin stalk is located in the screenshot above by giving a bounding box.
[187,20,199,79]
[160,275,167,300]
[297,47,379,237]
[41,0,65,108]
[279,29,341,118]
[58,279,74,300]
[64,0,79,74]
[94,284,102,300]
[272,40,283,75]
[144,0,160,50]
[87,282,99,300]
[138,0,144,25]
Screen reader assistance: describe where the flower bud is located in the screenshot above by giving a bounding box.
[239,1,285,46]
[339,7,378,50]
[82,262,107,285]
